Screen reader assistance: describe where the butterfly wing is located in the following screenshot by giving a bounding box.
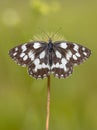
[51,48,73,78]
[28,48,50,79]
[9,41,51,79]
[54,41,91,65]
[51,41,91,78]
[9,41,47,67]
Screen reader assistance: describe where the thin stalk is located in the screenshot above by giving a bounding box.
[46,75,50,130]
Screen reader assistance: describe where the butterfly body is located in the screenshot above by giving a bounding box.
[47,39,54,66]
[48,39,54,52]
[9,38,91,79]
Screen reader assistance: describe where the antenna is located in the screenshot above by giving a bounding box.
[37,27,50,39]
[51,27,62,39]
[37,27,62,40]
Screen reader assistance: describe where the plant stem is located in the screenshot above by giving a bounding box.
[46,75,50,130]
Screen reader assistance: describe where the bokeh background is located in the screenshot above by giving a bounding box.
[0,0,97,130]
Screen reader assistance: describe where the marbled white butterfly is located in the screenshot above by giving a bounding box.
[9,37,91,79]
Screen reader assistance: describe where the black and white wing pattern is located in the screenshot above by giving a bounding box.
[50,46,72,78]
[9,41,51,79]
[9,42,46,66]
[9,40,91,79]
[28,47,50,79]
[51,41,91,78]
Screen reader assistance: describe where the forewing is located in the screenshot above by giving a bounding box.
[54,41,91,66]
[51,41,91,78]
[9,41,47,67]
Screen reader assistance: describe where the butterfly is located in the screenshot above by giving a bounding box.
[9,38,91,79]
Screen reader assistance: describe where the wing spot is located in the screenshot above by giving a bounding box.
[42,63,46,68]
[61,74,64,77]
[61,58,68,71]
[38,75,41,78]
[60,42,67,49]
[66,50,72,60]
[39,51,45,59]
[33,42,41,49]
[23,55,28,61]
[61,58,67,64]
[73,44,79,51]
[20,53,25,58]
[82,47,85,51]
[73,55,77,60]
[21,44,27,52]
[55,74,58,77]
[43,74,46,77]
[13,52,17,56]
[28,50,34,61]
[33,58,41,72]
[15,47,18,51]
[75,52,80,57]
[43,63,50,69]
[69,71,71,74]
[55,51,62,58]
[56,63,59,68]
[51,63,60,69]
[83,52,87,56]
[34,58,40,64]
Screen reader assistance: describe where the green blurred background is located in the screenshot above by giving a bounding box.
[0,0,96,130]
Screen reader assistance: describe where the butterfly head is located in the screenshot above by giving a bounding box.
[48,38,53,52]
